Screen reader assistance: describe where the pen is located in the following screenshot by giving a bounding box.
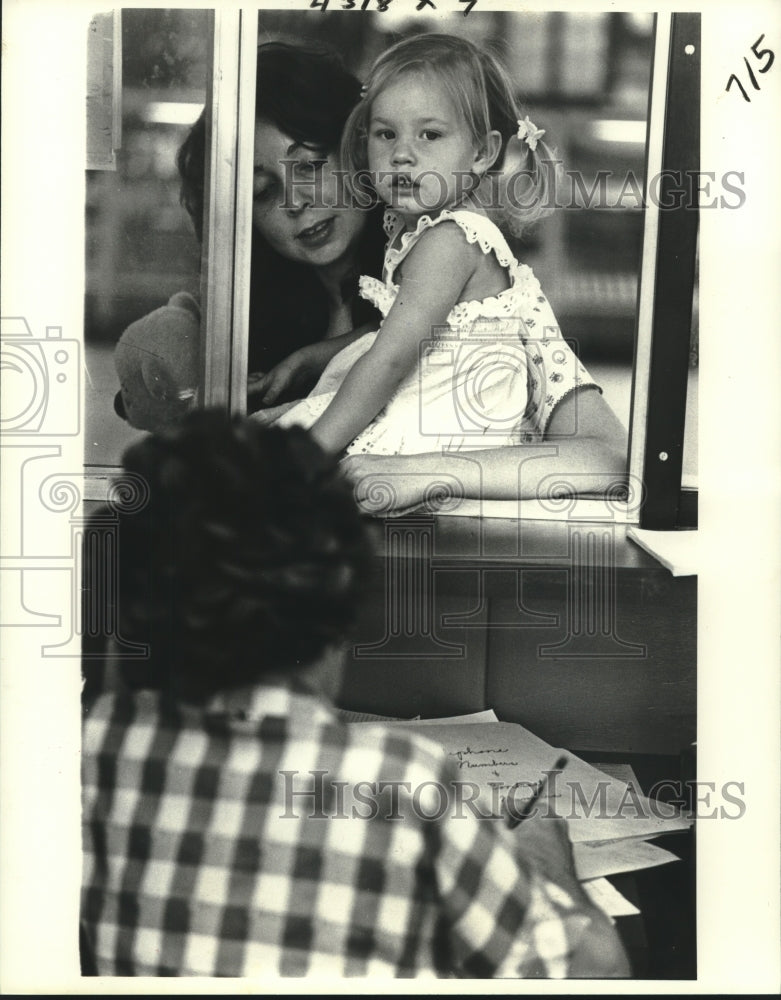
[506,755,568,829]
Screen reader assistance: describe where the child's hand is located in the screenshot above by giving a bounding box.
[340,454,428,514]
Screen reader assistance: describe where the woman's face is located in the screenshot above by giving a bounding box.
[252,120,366,270]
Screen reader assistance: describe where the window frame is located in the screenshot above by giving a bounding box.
[628,12,700,529]
[198,8,255,413]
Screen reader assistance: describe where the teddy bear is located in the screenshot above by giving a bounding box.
[113,291,201,432]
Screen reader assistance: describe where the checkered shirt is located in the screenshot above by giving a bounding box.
[82,683,592,977]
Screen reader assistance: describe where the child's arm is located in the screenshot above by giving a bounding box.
[342,389,628,510]
[309,223,481,454]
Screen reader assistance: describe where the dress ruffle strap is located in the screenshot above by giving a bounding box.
[358,274,395,318]
[360,209,547,325]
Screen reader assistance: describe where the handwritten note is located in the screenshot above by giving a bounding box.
[392,721,692,844]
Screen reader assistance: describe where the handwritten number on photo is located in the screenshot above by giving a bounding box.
[342,0,389,9]
[304,0,480,13]
[726,34,775,102]
[751,33,776,71]
[310,0,393,9]
[305,0,482,12]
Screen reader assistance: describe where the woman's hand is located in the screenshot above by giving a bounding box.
[248,325,377,410]
[340,453,429,514]
[511,814,631,978]
[249,400,299,426]
[248,346,322,408]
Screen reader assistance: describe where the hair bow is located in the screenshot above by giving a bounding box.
[516,116,545,151]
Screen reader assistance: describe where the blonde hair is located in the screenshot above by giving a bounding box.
[341,33,559,235]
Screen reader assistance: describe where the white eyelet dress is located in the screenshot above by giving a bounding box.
[273,209,600,455]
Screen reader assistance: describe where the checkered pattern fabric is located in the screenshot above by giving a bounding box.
[82,683,590,977]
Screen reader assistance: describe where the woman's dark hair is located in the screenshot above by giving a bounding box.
[177,41,386,383]
[115,409,374,704]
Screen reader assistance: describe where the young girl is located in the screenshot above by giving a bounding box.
[268,33,599,456]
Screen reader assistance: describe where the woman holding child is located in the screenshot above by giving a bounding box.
[178,36,626,510]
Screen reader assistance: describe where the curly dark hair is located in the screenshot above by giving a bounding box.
[177,40,386,382]
[115,410,374,703]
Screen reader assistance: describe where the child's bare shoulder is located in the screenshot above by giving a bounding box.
[413,213,513,301]
[402,217,484,278]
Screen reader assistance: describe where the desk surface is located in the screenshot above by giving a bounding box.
[368,514,666,571]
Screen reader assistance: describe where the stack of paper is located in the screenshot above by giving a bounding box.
[335,707,419,723]
[583,878,640,918]
[335,708,498,725]
[346,709,692,918]
[392,719,691,843]
[572,837,680,881]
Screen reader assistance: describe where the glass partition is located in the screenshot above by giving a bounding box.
[84,8,209,472]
